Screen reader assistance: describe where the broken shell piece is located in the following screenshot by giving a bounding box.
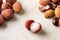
[49,3,57,10]
[39,5,50,12]
[43,5,50,9]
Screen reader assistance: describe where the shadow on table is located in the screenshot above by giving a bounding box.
[0,22,7,29]
[16,9,25,15]
[11,15,17,21]
[37,30,47,36]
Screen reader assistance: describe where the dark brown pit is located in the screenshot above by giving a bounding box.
[52,17,59,26]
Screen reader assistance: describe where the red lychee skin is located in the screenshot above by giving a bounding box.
[25,20,34,31]
[1,9,14,20]
[0,15,4,25]
[1,2,12,10]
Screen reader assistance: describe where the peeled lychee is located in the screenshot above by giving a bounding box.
[25,20,42,33]
[39,5,50,12]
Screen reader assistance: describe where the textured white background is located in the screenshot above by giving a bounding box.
[0,0,60,40]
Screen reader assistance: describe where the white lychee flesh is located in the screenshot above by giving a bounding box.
[30,22,41,32]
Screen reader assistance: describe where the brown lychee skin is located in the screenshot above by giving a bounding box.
[0,15,4,25]
[55,6,60,18]
[1,2,12,10]
[6,0,16,5]
[1,9,14,20]
[44,9,55,19]
[13,2,22,13]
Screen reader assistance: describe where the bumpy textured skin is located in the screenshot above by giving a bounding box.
[13,2,22,13]
[55,6,60,18]
[1,2,12,10]
[0,15,4,25]
[39,5,50,12]
[1,9,14,20]
[25,20,34,31]
[44,9,55,18]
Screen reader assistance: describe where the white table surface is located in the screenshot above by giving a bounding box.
[0,0,60,40]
